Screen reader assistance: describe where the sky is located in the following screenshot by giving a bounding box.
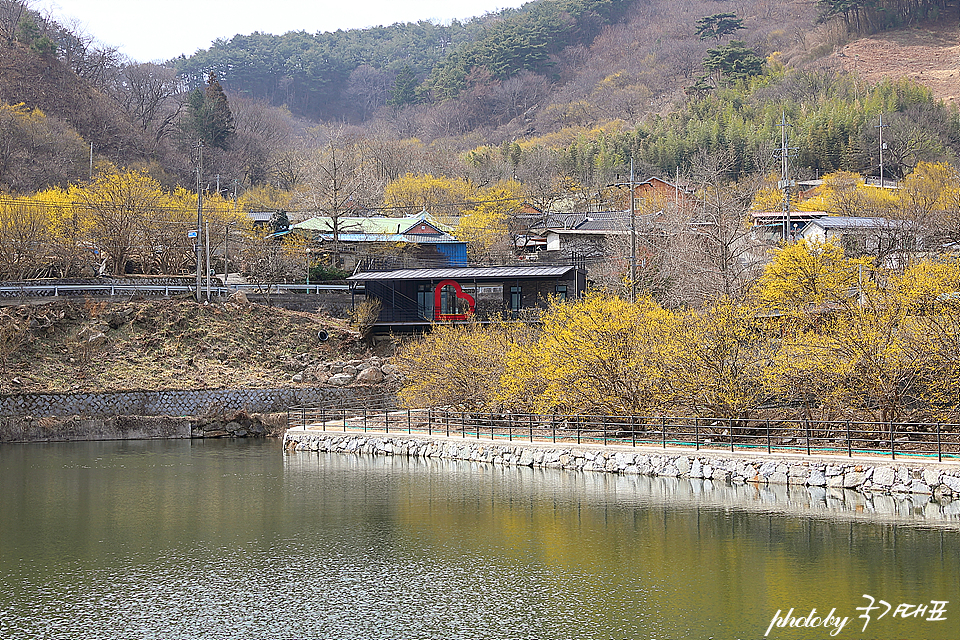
[32,0,530,62]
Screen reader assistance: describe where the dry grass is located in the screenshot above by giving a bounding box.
[830,21,960,105]
[1,298,367,393]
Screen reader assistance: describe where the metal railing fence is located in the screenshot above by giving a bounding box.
[286,407,960,462]
[0,282,350,298]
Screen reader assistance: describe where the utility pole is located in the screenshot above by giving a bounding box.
[195,140,204,302]
[205,222,212,301]
[630,156,637,303]
[876,113,887,188]
[776,112,797,242]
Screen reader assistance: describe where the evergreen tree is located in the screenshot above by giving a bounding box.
[703,41,764,84]
[185,73,235,150]
[389,65,419,107]
[695,13,745,41]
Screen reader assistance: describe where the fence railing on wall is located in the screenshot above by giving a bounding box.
[286,407,960,462]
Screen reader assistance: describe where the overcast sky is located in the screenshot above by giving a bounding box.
[32,0,529,62]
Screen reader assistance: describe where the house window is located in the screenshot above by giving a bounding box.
[555,284,567,301]
[417,284,432,319]
[510,286,522,311]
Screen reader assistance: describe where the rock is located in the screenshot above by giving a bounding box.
[229,290,250,306]
[85,331,107,346]
[690,459,704,478]
[872,466,896,487]
[941,474,960,494]
[291,373,303,383]
[909,479,932,494]
[843,471,868,488]
[328,373,354,386]
[924,469,942,487]
[356,367,384,383]
[342,365,358,376]
[381,363,398,375]
[807,470,826,486]
[769,472,789,485]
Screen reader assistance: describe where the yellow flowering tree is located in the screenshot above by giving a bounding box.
[754,238,873,316]
[383,173,475,217]
[396,320,529,411]
[0,195,53,278]
[663,299,777,421]
[455,180,523,261]
[500,294,676,416]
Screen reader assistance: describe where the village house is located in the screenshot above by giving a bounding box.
[347,264,587,331]
[292,211,467,269]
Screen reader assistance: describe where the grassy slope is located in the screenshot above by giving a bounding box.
[2,298,367,394]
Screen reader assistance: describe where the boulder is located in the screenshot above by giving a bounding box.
[356,367,384,383]
[229,290,250,306]
[328,373,354,386]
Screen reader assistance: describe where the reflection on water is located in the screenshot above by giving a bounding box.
[1,439,958,639]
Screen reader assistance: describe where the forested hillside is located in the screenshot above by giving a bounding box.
[1,0,959,293]
[0,0,955,192]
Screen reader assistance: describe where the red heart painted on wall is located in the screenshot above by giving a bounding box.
[433,279,476,321]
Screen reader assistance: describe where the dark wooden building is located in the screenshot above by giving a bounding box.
[347,265,587,329]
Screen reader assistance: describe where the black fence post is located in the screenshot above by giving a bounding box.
[806,420,811,456]
[577,415,581,445]
[890,421,896,460]
[730,418,734,453]
[937,422,942,463]
[446,411,450,438]
[695,417,699,451]
[407,409,411,434]
[363,407,367,432]
[385,407,389,434]
[662,416,667,449]
[847,421,852,457]
[321,406,326,432]
[529,414,534,443]
[632,415,636,448]
[766,418,771,454]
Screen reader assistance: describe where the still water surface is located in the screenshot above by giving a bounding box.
[1,438,958,639]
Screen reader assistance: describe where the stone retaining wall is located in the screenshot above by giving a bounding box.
[0,386,388,418]
[0,413,285,442]
[283,431,960,503]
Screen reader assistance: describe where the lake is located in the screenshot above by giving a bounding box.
[1,438,958,639]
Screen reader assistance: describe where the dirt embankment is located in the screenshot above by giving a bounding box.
[831,20,960,104]
[0,297,377,395]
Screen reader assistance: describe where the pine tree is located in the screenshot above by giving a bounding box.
[185,73,235,150]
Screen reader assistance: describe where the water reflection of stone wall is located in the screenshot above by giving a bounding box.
[284,431,960,525]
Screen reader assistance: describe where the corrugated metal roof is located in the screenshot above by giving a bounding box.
[810,216,903,230]
[316,233,462,244]
[347,265,578,281]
